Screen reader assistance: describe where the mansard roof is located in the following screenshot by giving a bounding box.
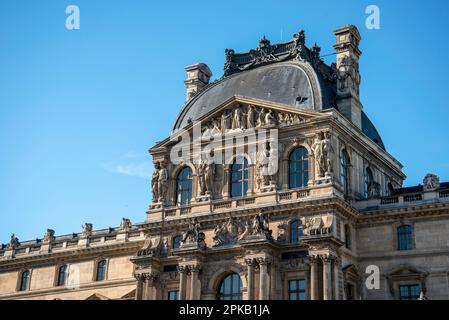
[172,30,385,150]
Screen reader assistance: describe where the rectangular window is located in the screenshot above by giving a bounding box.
[168,290,179,300]
[399,284,420,300]
[289,279,306,300]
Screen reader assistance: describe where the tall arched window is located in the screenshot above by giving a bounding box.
[290,220,303,244]
[96,260,107,281]
[397,225,414,251]
[19,270,30,291]
[340,150,350,194]
[176,167,193,206]
[57,265,68,286]
[217,273,243,300]
[289,147,309,189]
[172,235,183,250]
[231,157,248,198]
[364,167,373,199]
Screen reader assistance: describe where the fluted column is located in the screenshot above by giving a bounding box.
[189,265,201,300]
[258,258,269,300]
[309,256,319,300]
[178,266,187,300]
[323,256,332,300]
[135,274,144,300]
[245,259,255,300]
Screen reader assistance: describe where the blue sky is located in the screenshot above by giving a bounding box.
[1,0,448,243]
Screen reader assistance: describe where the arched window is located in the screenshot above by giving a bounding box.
[397,225,414,251]
[96,260,107,281]
[289,147,309,189]
[230,157,248,198]
[19,270,30,291]
[176,167,193,206]
[345,224,352,249]
[340,150,350,194]
[364,167,373,199]
[57,265,68,286]
[172,235,183,250]
[217,273,243,300]
[290,220,303,244]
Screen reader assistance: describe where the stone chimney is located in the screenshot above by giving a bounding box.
[334,25,362,129]
[184,63,212,101]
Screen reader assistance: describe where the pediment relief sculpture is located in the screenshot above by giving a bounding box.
[180,218,206,249]
[201,104,307,138]
[301,214,333,236]
[213,215,246,247]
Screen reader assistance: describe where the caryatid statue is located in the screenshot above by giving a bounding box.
[157,162,168,202]
[151,162,160,202]
[198,157,215,196]
[312,131,334,178]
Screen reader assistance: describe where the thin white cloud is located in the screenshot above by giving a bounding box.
[102,152,152,179]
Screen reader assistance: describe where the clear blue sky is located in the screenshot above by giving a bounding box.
[1,0,448,243]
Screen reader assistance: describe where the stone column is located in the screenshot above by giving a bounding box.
[323,256,332,300]
[144,273,159,300]
[135,274,144,300]
[189,265,201,300]
[178,266,187,300]
[223,165,230,199]
[258,258,269,300]
[333,258,341,300]
[309,256,319,300]
[245,259,255,300]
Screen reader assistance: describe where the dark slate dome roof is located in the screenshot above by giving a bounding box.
[172,32,385,150]
[173,61,336,130]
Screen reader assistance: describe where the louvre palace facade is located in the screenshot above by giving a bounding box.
[1,24,449,301]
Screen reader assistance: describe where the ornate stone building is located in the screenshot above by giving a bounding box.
[1,25,449,300]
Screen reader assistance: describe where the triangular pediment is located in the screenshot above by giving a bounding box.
[120,289,136,300]
[156,95,325,151]
[85,293,109,300]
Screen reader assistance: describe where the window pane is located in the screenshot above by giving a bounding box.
[218,273,242,300]
[177,167,192,206]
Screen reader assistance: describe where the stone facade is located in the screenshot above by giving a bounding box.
[1,24,448,300]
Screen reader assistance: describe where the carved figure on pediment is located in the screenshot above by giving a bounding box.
[181,218,206,249]
[157,162,168,202]
[423,174,440,192]
[264,109,276,126]
[213,216,245,247]
[151,162,160,202]
[256,108,265,128]
[221,110,232,132]
[211,117,221,135]
[231,107,242,130]
[244,211,273,240]
[246,105,255,129]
